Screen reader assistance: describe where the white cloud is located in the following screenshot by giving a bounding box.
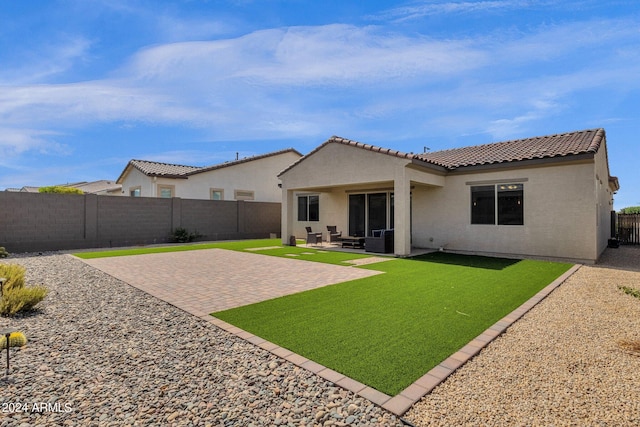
[371,0,540,22]
[124,25,488,87]
[0,16,638,156]
[0,36,93,85]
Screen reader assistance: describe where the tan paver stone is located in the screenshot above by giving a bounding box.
[382,395,414,415]
[358,387,392,406]
[401,383,429,401]
[336,377,367,394]
[271,347,293,358]
[81,248,381,314]
[414,373,441,391]
[343,256,395,266]
[300,360,326,374]
[428,364,453,380]
[285,353,309,366]
[257,341,279,352]
[440,357,465,371]
[317,368,345,384]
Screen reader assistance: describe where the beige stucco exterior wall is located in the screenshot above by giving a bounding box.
[281,143,413,190]
[120,151,301,202]
[411,160,599,262]
[280,141,615,263]
[120,168,157,197]
[180,151,301,202]
[594,140,617,258]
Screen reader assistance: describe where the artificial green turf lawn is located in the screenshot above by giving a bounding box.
[73,239,285,259]
[73,239,373,265]
[213,252,572,396]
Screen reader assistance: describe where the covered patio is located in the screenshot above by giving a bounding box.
[278,137,445,257]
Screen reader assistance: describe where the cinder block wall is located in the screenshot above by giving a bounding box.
[0,192,281,253]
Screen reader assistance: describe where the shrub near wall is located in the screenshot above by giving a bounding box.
[0,264,48,316]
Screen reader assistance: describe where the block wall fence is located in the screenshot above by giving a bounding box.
[0,192,281,253]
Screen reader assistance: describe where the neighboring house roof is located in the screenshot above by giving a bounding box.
[120,160,202,181]
[69,180,122,194]
[20,186,41,193]
[279,128,610,176]
[188,148,302,176]
[5,180,122,194]
[117,148,302,184]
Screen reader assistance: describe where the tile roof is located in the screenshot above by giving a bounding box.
[277,136,414,176]
[190,148,302,175]
[128,160,202,178]
[70,180,122,194]
[119,148,302,183]
[279,128,608,177]
[416,128,605,169]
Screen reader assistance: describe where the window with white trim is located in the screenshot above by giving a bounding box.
[210,189,224,200]
[158,185,174,198]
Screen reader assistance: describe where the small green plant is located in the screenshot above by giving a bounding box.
[0,331,27,349]
[0,263,25,292]
[619,285,640,299]
[38,186,83,194]
[0,264,48,316]
[0,247,8,258]
[0,287,49,316]
[170,227,201,243]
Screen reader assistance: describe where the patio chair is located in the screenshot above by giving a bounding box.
[365,229,394,253]
[326,225,342,243]
[305,227,323,246]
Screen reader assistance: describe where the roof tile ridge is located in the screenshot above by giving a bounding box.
[329,135,414,159]
[131,159,202,169]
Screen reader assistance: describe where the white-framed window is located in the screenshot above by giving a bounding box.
[471,183,524,225]
[158,185,175,198]
[210,188,224,200]
[234,189,255,201]
[298,194,319,222]
[130,187,141,197]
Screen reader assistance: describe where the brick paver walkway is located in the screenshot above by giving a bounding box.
[79,249,382,317]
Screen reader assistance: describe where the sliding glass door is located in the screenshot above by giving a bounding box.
[348,194,366,237]
[367,193,387,235]
[348,192,394,237]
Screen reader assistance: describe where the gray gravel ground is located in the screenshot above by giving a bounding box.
[405,246,640,426]
[0,254,404,426]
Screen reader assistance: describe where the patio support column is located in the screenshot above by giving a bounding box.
[394,166,411,256]
[281,188,295,245]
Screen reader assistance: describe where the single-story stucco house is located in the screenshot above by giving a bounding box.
[279,128,619,264]
[117,148,302,202]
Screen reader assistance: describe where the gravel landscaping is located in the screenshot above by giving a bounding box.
[405,246,640,426]
[0,254,403,426]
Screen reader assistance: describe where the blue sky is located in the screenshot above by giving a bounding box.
[1,0,638,208]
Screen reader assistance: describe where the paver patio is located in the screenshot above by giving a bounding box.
[78,248,382,318]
